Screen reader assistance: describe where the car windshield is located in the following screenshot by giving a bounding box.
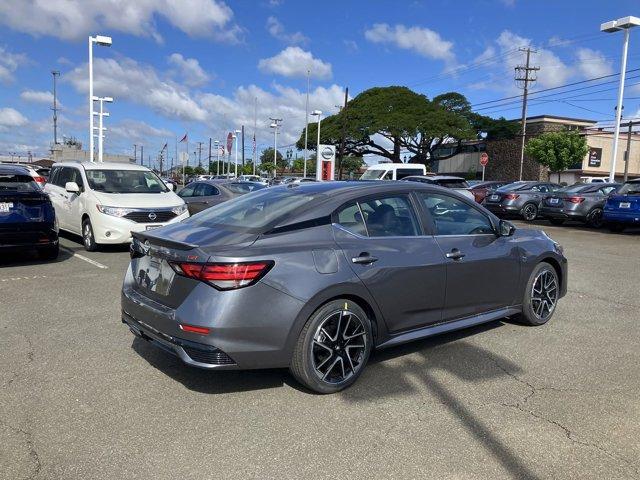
[85,169,168,194]
[0,172,38,191]
[497,182,534,192]
[360,169,386,180]
[224,183,267,194]
[618,182,640,195]
[186,187,323,231]
[435,179,470,188]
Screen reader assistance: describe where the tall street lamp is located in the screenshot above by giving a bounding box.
[88,35,112,162]
[234,129,241,177]
[215,140,220,175]
[601,16,640,182]
[94,96,113,162]
[311,110,323,180]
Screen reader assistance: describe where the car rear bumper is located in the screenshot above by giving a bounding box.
[0,224,58,249]
[603,210,640,224]
[539,207,585,221]
[483,203,520,216]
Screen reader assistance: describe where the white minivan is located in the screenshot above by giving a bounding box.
[45,162,189,251]
[360,163,427,181]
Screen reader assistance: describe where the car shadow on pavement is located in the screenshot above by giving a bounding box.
[131,337,290,394]
[0,244,73,267]
[59,231,130,253]
[340,320,542,480]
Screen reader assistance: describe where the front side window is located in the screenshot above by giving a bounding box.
[419,193,494,236]
[85,169,168,194]
[358,196,419,237]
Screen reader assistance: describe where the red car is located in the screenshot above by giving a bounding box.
[469,181,510,203]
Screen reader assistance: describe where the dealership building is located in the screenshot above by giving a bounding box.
[432,115,640,183]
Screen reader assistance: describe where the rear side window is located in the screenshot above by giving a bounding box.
[337,196,420,237]
[419,193,494,236]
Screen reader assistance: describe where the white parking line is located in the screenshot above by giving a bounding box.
[61,247,109,269]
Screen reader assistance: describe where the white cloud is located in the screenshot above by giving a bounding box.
[109,119,174,143]
[65,57,208,122]
[167,53,210,87]
[0,46,28,83]
[258,47,332,79]
[0,107,28,128]
[364,23,454,63]
[575,48,613,79]
[266,16,308,45]
[344,39,359,53]
[0,0,241,43]
[20,90,54,104]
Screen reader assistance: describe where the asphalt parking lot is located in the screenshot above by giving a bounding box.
[1,223,639,480]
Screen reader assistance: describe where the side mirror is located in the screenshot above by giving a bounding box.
[166,182,175,191]
[65,181,80,194]
[498,219,516,237]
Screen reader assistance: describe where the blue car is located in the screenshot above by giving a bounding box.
[0,164,59,259]
[603,178,640,232]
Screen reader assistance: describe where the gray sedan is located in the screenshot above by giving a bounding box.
[177,180,266,215]
[483,181,563,221]
[539,183,619,228]
[123,181,567,394]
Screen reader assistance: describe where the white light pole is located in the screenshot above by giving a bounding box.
[601,16,640,182]
[304,69,310,178]
[311,110,323,180]
[88,35,112,162]
[94,96,113,162]
[215,140,220,175]
[234,129,241,177]
[269,118,282,178]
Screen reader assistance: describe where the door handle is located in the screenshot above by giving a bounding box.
[352,253,378,265]
[445,248,466,260]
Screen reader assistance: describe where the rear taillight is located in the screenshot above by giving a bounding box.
[170,261,274,290]
[179,324,210,335]
[567,196,585,204]
[505,193,520,200]
[33,176,46,184]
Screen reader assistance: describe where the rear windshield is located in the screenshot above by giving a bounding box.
[185,187,323,231]
[435,179,470,188]
[86,169,168,194]
[618,182,640,195]
[0,173,38,191]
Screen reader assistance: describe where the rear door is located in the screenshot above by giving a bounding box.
[63,167,85,234]
[189,183,221,213]
[417,191,520,320]
[333,193,446,333]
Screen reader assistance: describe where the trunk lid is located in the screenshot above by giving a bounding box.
[606,193,640,212]
[0,190,54,224]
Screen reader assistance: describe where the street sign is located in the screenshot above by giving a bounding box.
[179,152,189,164]
[226,132,233,153]
[480,152,489,167]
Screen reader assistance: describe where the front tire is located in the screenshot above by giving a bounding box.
[521,203,538,222]
[290,299,372,394]
[517,262,560,326]
[82,218,98,252]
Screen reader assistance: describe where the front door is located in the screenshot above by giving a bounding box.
[417,192,521,321]
[333,194,446,333]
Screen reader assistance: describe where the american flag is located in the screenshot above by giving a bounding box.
[179,133,188,143]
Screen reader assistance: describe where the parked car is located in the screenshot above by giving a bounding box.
[360,163,427,180]
[0,164,58,259]
[540,183,619,228]
[122,181,567,394]
[579,176,610,184]
[603,178,640,232]
[483,181,563,221]
[178,180,266,215]
[401,175,475,201]
[44,162,189,251]
[468,180,511,203]
[283,177,318,184]
[0,163,48,188]
[161,177,178,191]
[238,175,268,185]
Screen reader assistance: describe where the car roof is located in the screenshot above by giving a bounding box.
[54,161,150,171]
[0,164,31,175]
[367,164,426,170]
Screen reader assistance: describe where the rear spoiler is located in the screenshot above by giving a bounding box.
[131,231,197,251]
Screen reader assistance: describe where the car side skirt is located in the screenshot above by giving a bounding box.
[377,306,522,350]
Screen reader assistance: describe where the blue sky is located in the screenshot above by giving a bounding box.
[0,0,639,166]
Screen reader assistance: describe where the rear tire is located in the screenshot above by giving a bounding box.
[586,208,604,228]
[38,243,59,260]
[516,262,559,326]
[82,218,98,252]
[549,218,565,226]
[290,299,372,394]
[521,203,538,222]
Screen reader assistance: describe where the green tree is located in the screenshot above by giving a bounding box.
[260,148,286,173]
[524,130,588,182]
[339,156,364,178]
[193,165,206,175]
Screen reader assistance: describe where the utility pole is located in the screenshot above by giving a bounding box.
[623,121,635,182]
[253,97,257,176]
[197,141,203,168]
[51,71,60,145]
[270,118,283,179]
[337,86,349,180]
[515,47,540,181]
[134,144,137,162]
[208,138,212,175]
[304,69,310,178]
[241,125,245,168]
[140,145,143,166]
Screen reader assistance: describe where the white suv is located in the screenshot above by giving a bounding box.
[45,162,189,251]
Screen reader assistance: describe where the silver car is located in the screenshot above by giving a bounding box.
[122,182,567,393]
[483,181,563,221]
[540,183,620,228]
